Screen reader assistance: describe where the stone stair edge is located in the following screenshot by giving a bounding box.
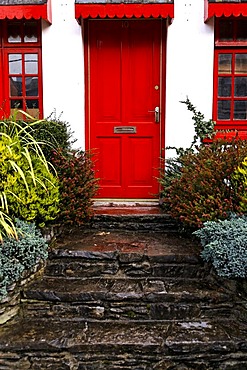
[22,276,232,301]
[47,248,202,265]
[0,318,246,353]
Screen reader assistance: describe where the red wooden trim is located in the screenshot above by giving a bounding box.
[0,1,52,23]
[84,20,90,150]
[205,2,247,21]
[161,20,166,159]
[75,3,174,19]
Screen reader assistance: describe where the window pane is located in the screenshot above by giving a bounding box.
[26,77,38,97]
[218,19,233,41]
[218,77,231,97]
[10,77,22,97]
[25,54,38,74]
[24,22,38,43]
[218,100,231,120]
[235,54,247,74]
[234,77,247,97]
[7,22,21,43]
[9,54,22,74]
[218,54,232,74]
[26,100,39,109]
[234,101,247,120]
[236,20,247,41]
[10,100,23,109]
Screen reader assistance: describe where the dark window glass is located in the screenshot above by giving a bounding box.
[234,101,247,120]
[26,99,39,109]
[10,99,23,109]
[26,77,38,97]
[234,77,247,97]
[10,77,22,97]
[218,100,231,120]
[218,77,231,97]
[7,22,21,43]
[218,19,233,41]
[24,22,38,43]
[236,20,247,41]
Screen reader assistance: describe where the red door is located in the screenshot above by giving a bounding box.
[86,19,164,199]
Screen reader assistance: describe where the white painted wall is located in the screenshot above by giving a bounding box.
[165,0,214,154]
[42,0,85,150]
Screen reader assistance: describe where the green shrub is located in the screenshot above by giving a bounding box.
[160,98,216,213]
[0,219,48,299]
[7,153,60,227]
[30,113,75,162]
[52,150,99,226]
[234,156,247,212]
[0,113,60,239]
[193,215,247,278]
[1,112,74,163]
[162,139,247,229]
[0,131,60,228]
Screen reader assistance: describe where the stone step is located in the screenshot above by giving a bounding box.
[0,318,246,369]
[46,230,207,279]
[90,212,179,232]
[22,277,236,321]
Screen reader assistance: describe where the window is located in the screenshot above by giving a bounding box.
[0,20,42,118]
[213,17,247,131]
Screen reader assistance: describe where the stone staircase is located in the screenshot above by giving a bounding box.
[0,211,247,369]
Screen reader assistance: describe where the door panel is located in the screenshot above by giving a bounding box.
[97,137,122,187]
[88,19,163,199]
[128,137,153,185]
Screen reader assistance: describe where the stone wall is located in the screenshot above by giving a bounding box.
[0,263,45,326]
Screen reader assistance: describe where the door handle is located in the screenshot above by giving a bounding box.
[148,106,160,123]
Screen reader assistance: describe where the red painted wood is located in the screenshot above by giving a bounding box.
[0,36,3,118]
[87,20,163,199]
[0,1,51,23]
[205,1,247,21]
[75,3,174,20]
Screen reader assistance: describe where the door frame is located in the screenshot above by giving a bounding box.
[83,18,167,198]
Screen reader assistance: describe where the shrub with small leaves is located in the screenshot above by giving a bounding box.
[30,115,75,162]
[52,150,99,226]
[160,98,216,213]
[193,215,247,278]
[0,219,48,300]
[162,139,247,228]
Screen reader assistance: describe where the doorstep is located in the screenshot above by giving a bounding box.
[93,199,162,216]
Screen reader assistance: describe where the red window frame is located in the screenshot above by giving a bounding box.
[0,24,3,116]
[0,19,43,118]
[213,17,247,132]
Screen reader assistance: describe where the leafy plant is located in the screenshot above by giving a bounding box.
[160,99,216,210]
[0,111,60,240]
[6,152,60,227]
[2,111,75,163]
[30,112,75,162]
[52,150,99,226]
[0,219,48,299]
[162,139,247,228]
[194,215,247,278]
[233,156,247,212]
